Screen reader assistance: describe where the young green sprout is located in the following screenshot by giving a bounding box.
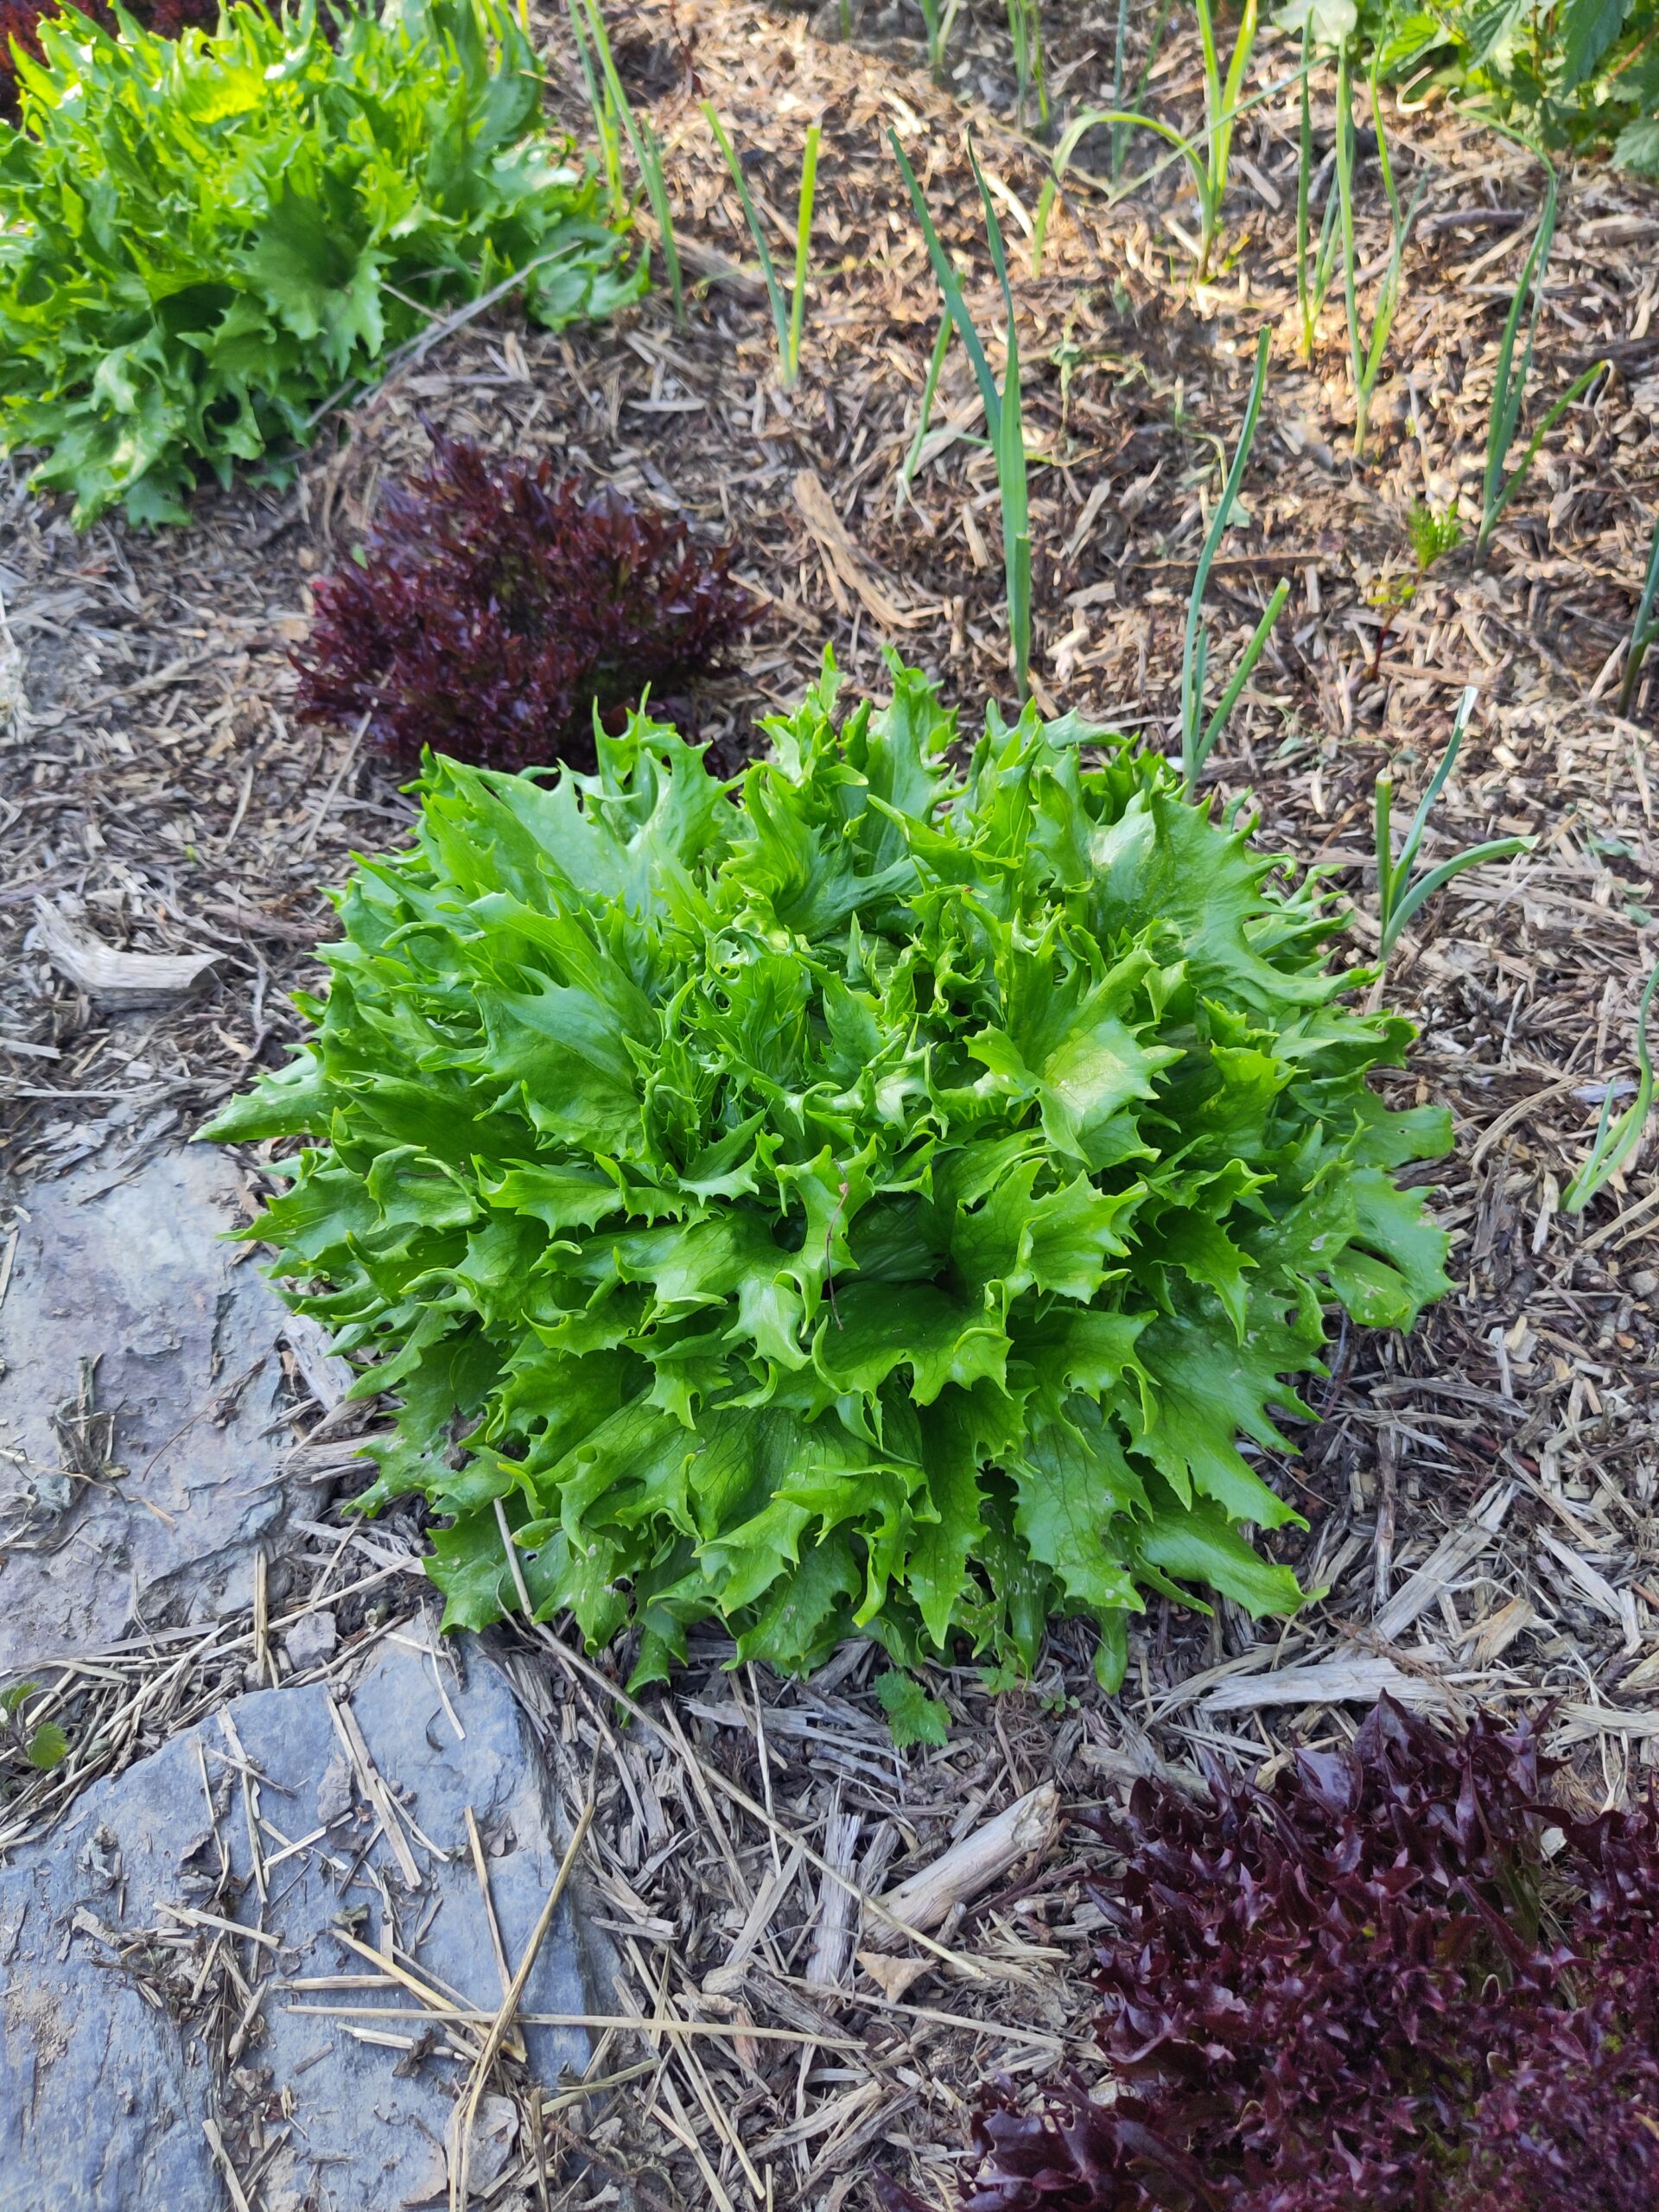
[896,315,953,516]
[1294,19,1340,361]
[891,128,1032,694]
[1335,47,1426,458]
[1372,685,1535,959]
[1367,499,1460,677]
[1561,957,1659,1213]
[1179,327,1290,787]
[1618,512,1659,715]
[1,1681,68,1773]
[1031,0,1270,281]
[917,0,963,77]
[704,108,820,388]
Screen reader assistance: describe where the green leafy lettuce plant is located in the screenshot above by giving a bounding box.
[0,0,642,524]
[1361,0,1659,175]
[204,658,1452,1691]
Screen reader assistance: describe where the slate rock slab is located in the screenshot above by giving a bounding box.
[0,1635,607,2212]
[0,1142,321,1673]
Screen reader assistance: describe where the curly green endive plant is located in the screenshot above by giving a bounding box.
[205,658,1452,1688]
[0,0,641,524]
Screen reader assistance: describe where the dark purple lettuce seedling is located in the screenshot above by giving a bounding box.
[294,435,751,773]
[878,1697,1659,2212]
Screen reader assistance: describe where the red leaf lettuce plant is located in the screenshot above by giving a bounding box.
[879,1697,1659,2211]
[203,661,1451,1690]
[295,434,752,773]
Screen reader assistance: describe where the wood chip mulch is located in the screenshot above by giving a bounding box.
[3,0,1658,2203]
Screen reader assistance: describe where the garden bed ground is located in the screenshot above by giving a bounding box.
[3,0,1659,2204]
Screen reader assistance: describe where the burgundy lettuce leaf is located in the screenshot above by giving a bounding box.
[879,1697,1659,2212]
[293,432,751,775]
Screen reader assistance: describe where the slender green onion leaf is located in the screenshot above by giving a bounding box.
[999,320,1033,690]
[582,0,681,321]
[1385,839,1535,947]
[1199,577,1290,769]
[974,141,1030,692]
[1373,771,1396,918]
[1396,683,1477,881]
[786,124,821,384]
[1618,512,1659,713]
[1181,327,1272,785]
[969,141,1016,320]
[892,130,1030,690]
[1373,688,1536,957]
[897,319,953,513]
[1482,359,1610,547]
[1296,22,1317,352]
[1562,957,1659,1211]
[1336,50,1422,455]
[1480,166,1559,550]
[888,129,1001,432]
[1210,0,1260,271]
[705,104,791,373]
[1034,61,1309,277]
[565,0,623,214]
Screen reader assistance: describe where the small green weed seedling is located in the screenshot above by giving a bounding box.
[1372,685,1535,958]
[1180,328,1291,787]
[892,130,1032,692]
[1619,512,1659,714]
[1368,500,1460,675]
[1,1682,67,1775]
[1562,956,1659,1211]
[705,108,820,388]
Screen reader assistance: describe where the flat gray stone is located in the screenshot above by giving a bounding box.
[0,1142,320,1671]
[0,1635,607,2212]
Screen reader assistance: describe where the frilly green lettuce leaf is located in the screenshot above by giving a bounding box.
[203,655,1452,1681]
[0,0,642,526]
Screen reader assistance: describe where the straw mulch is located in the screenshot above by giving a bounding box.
[3,0,1657,2202]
